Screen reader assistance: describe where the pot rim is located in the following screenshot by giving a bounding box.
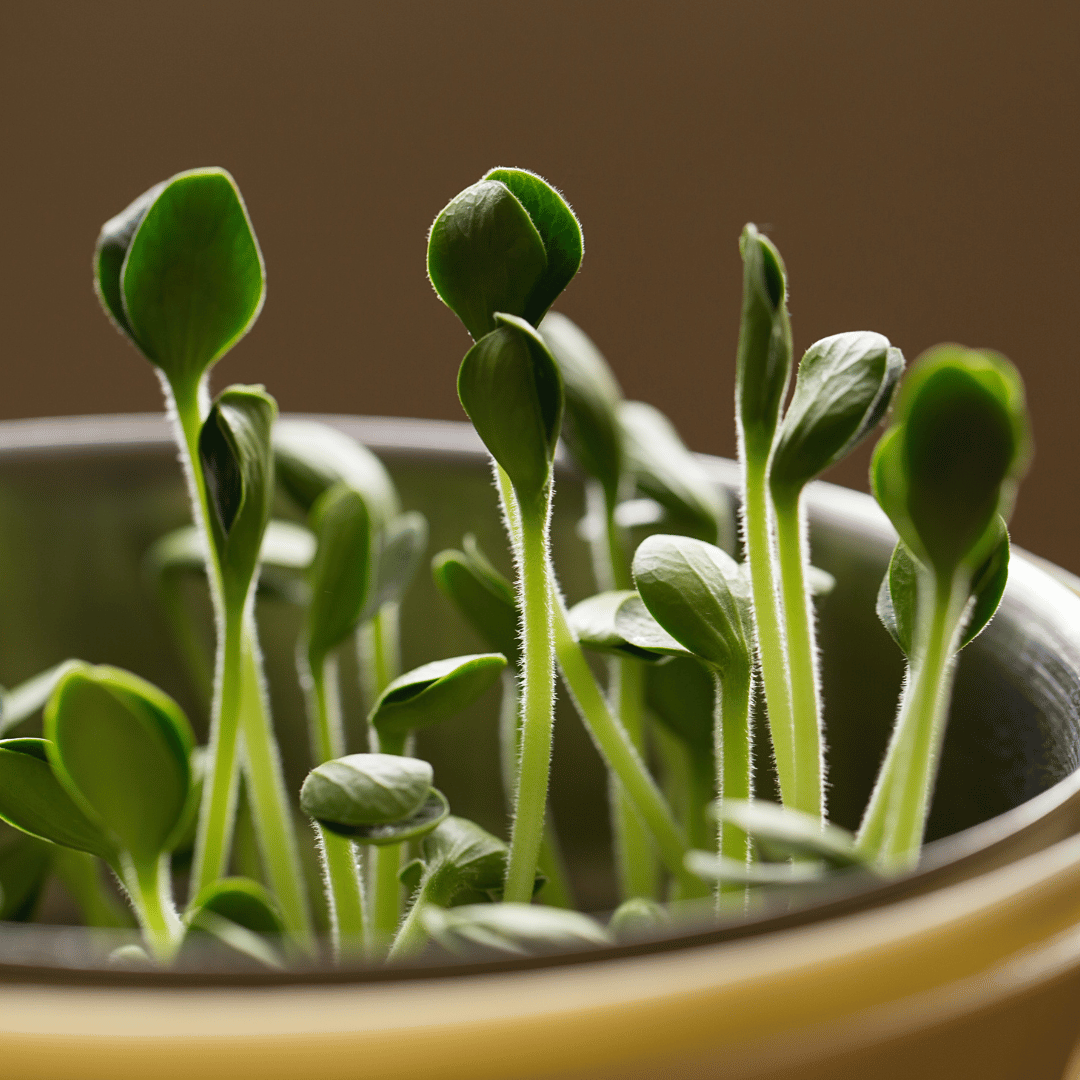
[2,411,1079,988]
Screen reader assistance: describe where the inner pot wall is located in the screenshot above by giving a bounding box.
[3,414,1080,1078]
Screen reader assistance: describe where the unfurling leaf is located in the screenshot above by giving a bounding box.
[539,312,623,498]
[95,168,264,394]
[370,654,508,742]
[619,401,729,547]
[417,816,513,903]
[877,520,1010,655]
[870,345,1031,577]
[273,419,400,525]
[457,314,564,504]
[305,483,372,669]
[199,385,277,602]
[428,170,582,341]
[45,665,195,863]
[632,534,751,677]
[736,224,792,458]
[771,332,904,498]
[432,536,519,665]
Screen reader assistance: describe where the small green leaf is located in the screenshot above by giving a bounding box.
[632,534,750,676]
[0,832,53,921]
[539,312,623,497]
[432,537,519,664]
[305,483,372,668]
[423,902,611,958]
[199,385,277,602]
[428,178,548,341]
[483,169,583,327]
[608,897,671,941]
[611,594,693,658]
[645,654,715,753]
[45,665,194,863]
[618,401,729,546]
[736,224,793,458]
[771,333,904,497]
[0,660,80,736]
[365,511,429,617]
[878,522,1010,656]
[420,816,512,901]
[189,876,286,936]
[0,739,114,861]
[370,654,508,740]
[457,315,564,503]
[321,789,450,846]
[715,800,868,869]
[684,850,827,885]
[301,753,433,827]
[273,419,400,525]
[568,591,664,662]
[871,346,1031,576]
[96,168,265,395]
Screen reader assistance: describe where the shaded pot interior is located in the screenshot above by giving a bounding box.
[1,413,1079,979]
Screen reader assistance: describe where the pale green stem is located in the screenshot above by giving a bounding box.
[123,854,184,964]
[772,489,824,818]
[370,844,404,957]
[857,570,968,869]
[742,456,797,808]
[388,868,455,962]
[238,627,315,951]
[503,490,557,904]
[357,602,401,747]
[315,825,365,962]
[303,648,345,764]
[714,665,753,867]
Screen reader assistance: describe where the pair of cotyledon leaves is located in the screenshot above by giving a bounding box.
[0,664,194,871]
[871,345,1031,581]
[429,169,582,504]
[95,168,264,398]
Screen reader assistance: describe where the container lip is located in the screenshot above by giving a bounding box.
[2,412,1079,987]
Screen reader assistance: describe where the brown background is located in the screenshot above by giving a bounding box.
[1,1,1077,567]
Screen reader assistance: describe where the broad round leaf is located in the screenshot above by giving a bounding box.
[619,401,729,546]
[423,902,611,958]
[457,315,564,504]
[109,168,264,393]
[273,419,400,524]
[45,666,194,863]
[539,312,622,496]
[736,224,792,458]
[771,332,904,497]
[645,654,715,753]
[632,534,750,676]
[300,753,433,827]
[0,739,114,861]
[199,384,277,602]
[432,536,520,665]
[871,346,1031,577]
[428,179,548,341]
[568,591,664,662]
[877,522,1010,656]
[484,169,583,327]
[370,654,508,739]
[320,789,450,846]
[364,511,429,618]
[305,483,372,667]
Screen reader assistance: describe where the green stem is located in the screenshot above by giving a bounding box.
[370,844,404,955]
[315,825,365,962]
[550,590,696,893]
[189,608,244,901]
[357,603,401,747]
[772,489,824,817]
[240,626,315,951]
[714,666,753,866]
[124,854,183,964]
[304,648,345,764]
[857,570,968,869]
[387,869,453,961]
[503,491,557,904]
[742,456,797,808]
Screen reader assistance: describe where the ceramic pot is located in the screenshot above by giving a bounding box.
[2,413,1080,1080]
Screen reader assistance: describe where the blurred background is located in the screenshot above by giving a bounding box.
[1,0,1077,567]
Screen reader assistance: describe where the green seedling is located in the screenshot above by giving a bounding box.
[95,171,312,950]
[422,902,611,959]
[859,346,1031,868]
[632,535,754,881]
[769,332,904,817]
